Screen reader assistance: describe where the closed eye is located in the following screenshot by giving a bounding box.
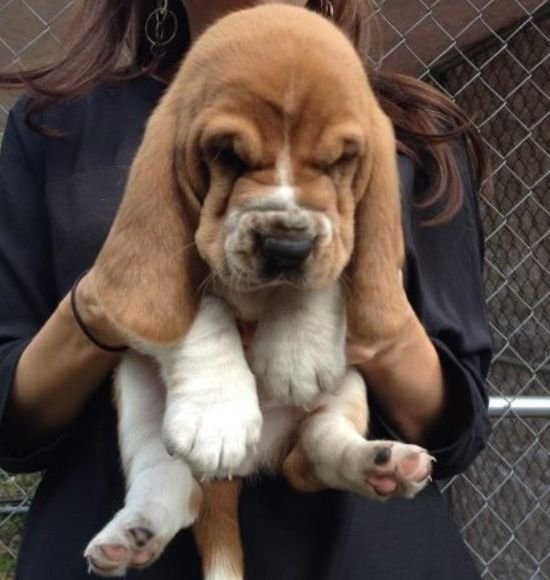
[314,141,362,173]
[211,143,249,173]
[335,147,360,165]
[203,131,250,173]
[199,112,263,175]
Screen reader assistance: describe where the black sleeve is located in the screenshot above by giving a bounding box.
[0,102,71,473]
[371,151,493,480]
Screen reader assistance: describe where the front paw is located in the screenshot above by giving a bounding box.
[348,441,434,500]
[251,338,346,406]
[162,379,262,478]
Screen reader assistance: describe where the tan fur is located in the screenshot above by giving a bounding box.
[194,480,243,579]
[346,110,413,344]
[283,446,326,493]
[92,4,410,577]
[93,89,206,344]
[93,5,406,345]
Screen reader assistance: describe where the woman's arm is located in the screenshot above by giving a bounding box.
[348,312,447,446]
[348,153,492,477]
[7,273,123,446]
[0,105,123,464]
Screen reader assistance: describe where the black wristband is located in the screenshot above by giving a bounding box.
[70,270,127,353]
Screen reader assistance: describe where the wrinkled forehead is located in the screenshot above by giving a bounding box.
[177,10,370,134]
[188,74,369,164]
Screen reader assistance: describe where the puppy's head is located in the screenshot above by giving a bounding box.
[179,6,379,291]
[94,5,402,343]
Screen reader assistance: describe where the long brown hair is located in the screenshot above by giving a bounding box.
[0,0,488,223]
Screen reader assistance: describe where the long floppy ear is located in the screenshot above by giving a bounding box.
[346,107,412,345]
[93,90,204,345]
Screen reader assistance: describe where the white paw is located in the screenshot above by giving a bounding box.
[350,441,434,499]
[251,328,346,406]
[84,502,192,577]
[250,285,347,406]
[163,376,262,478]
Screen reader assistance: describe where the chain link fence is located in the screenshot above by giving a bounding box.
[0,0,549,578]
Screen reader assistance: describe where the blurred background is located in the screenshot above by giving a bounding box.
[0,0,548,578]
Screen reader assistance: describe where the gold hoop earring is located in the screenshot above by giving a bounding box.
[145,0,178,56]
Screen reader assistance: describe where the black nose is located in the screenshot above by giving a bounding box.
[260,236,314,274]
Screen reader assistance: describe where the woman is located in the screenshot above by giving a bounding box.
[0,1,492,578]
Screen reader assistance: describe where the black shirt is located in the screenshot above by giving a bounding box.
[0,76,492,579]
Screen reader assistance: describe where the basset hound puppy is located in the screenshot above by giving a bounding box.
[84,5,433,579]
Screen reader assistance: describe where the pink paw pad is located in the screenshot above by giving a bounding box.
[85,522,162,576]
[366,444,433,498]
[397,451,431,481]
[99,544,129,563]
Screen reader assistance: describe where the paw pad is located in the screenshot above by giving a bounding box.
[373,446,392,465]
[128,526,154,548]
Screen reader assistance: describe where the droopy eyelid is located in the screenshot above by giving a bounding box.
[313,137,364,171]
[199,112,262,165]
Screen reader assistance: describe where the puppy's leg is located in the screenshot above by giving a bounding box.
[250,283,347,406]
[85,353,202,577]
[155,295,262,479]
[283,369,433,499]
